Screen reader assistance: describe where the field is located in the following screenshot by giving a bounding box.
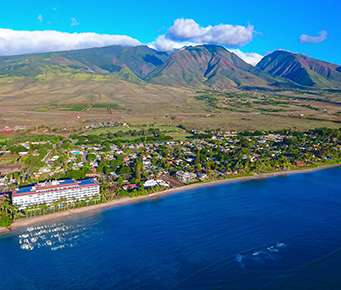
[0,75,341,131]
[86,125,180,135]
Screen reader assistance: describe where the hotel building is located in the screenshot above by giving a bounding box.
[12,179,100,210]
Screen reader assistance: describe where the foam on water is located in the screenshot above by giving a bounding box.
[235,242,287,267]
[18,222,102,251]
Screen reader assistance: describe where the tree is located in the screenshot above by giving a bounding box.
[117,177,124,185]
[0,211,12,227]
[59,198,68,211]
[52,201,59,213]
[194,149,201,165]
[119,165,132,175]
[87,154,96,162]
[85,196,91,206]
[134,162,142,181]
[92,194,100,204]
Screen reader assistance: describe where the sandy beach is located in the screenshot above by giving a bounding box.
[1,163,340,234]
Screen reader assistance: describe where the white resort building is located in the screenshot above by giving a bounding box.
[11,179,100,210]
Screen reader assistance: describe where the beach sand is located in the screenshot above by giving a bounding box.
[1,163,340,234]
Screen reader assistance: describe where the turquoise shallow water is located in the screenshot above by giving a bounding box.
[1,168,341,289]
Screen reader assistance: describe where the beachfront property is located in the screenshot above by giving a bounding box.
[143,179,170,188]
[176,171,197,183]
[11,179,100,210]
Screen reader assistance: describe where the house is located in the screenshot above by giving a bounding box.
[143,160,151,166]
[143,179,170,188]
[176,171,197,183]
[122,183,139,190]
[295,161,306,166]
[197,173,208,181]
[48,156,60,163]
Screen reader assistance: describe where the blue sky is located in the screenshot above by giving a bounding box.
[1,0,340,65]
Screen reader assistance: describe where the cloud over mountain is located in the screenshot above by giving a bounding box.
[228,49,263,66]
[300,30,327,44]
[0,20,261,66]
[152,18,256,51]
[0,29,140,56]
[167,18,255,46]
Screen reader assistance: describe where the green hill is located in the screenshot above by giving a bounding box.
[0,45,341,90]
[257,50,341,89]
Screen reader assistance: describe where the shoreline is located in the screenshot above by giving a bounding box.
[1,163,340,234]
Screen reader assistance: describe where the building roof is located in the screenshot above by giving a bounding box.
[14,178,99,196]
[78,179,98,186]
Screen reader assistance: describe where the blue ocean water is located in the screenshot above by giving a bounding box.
[1,168,341,290]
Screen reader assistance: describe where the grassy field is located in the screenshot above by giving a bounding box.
[85,125,181,135]
[60,104,90,111]
[92,104,123,110]
[0,75,341,131]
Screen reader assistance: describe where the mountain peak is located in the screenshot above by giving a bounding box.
[257,50,341,88]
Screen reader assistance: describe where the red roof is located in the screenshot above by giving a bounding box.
[123,183,138,189]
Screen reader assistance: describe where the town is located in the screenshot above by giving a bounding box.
[1,123,341,227]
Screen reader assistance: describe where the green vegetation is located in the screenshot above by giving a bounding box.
[0,211,12,227]
[92,104,123,109]
[60,104,90,111]
[2,125,341,226]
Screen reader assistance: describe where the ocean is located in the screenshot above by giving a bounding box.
[1,167,341,289]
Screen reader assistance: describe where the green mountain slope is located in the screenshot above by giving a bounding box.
[0,45,168,82]
[257,50,341,88]
[0,45,340,90]
[146,45,285,89]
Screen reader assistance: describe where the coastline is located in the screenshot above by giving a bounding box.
[1,163,340,234]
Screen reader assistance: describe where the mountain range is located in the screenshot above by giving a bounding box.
[1,44,341,90]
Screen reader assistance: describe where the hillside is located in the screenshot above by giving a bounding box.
[1,44,341,95]
[147,45,274,88]
[257,50,341,88]
[0,44,296,90]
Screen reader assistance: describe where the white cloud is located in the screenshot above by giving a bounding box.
[228,49,263,66]
[0,29,141,56]
[150,35,195,51]
[38,15,43,23]
[0,24,262,66]
[300,30,327,44]
[167,18,255,47]
[71,18,79,27]
[149,18,261,65]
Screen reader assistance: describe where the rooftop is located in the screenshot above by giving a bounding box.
[15,178,98,195]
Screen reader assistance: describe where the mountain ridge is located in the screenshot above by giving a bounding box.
[257,50,341,89]
[0,44,340,90]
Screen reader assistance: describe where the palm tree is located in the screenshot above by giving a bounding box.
[41,204,48,215]
[51,201,58,213]
[59,198,68,211]
[92,194,100,204]
[25,206,29,218]
[33,205,39,217]
[72,198,77,209]
[84,196,90,206]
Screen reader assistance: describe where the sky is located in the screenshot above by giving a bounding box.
[0,0,340,66]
